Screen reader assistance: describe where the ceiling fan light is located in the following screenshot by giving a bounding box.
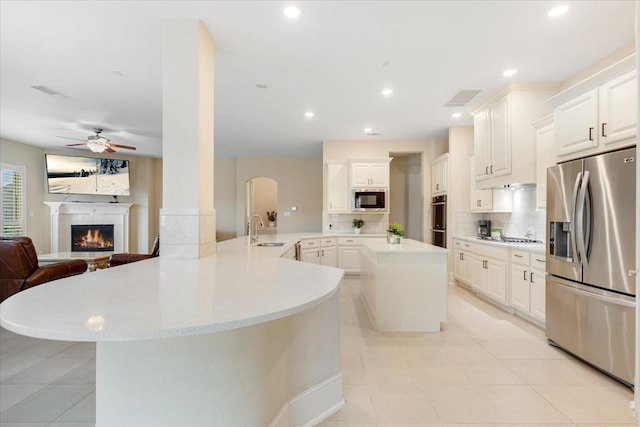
[87,141,107,153]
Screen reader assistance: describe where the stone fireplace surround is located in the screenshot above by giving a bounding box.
[44,202,132,253]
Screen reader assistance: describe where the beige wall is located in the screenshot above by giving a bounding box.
[0,138,162,253]
[235,157,323,236]
[214,157,238,241]
[1,138,49,253]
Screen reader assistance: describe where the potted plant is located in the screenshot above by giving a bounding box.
[386,222,405,244]
[266,211,277,227]
[352,218,365,234]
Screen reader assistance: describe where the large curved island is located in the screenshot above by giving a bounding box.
[0,234,345,427]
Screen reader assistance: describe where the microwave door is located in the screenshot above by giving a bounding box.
[546,159,582,283]
[582,148,636,296]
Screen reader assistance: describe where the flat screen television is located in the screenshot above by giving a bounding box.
[45,154,131,196]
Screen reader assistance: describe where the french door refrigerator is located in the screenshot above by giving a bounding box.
[546,147,636,387]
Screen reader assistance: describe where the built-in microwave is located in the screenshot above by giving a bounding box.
[352,188,388,212]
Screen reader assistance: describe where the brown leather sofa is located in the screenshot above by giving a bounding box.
[109,235,159,267]
[0,236,88,303]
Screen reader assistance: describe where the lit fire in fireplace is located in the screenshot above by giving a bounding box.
[76,229,113,249]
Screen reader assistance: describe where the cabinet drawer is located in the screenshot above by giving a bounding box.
[321,237,337,247]
[511,250,530,265]
[300,238,321,249]
[473,243,506,261]
[531,255,546,271]
[338,237,360,246]
[454,239,474,251]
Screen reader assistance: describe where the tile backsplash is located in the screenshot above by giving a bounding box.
[324,213,387,234]
[455,188,546,241]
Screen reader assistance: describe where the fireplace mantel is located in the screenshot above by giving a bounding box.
[44,202,133,253]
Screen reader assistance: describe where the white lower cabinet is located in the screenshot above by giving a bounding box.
[510,249,546,324]
[455,238,546,326]
[300,237,337,267]
[453,239,474,286]
[337,236,386,274]
[529,256,546,323]
[472,244,507,305]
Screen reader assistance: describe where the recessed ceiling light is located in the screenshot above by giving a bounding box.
[284,6,300,18]
[381,88,393,96]
[305,111,314,118]
[503,68,518,77]
[256,83,268,89]
[451,112,462,119]
[364,127,373,133]
[548,5,568,17]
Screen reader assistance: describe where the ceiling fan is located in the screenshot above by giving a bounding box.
[57,128,136,153]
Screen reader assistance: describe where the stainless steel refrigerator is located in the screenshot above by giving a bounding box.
[546,147,636,387]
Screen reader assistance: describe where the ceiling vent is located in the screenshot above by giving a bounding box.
[444,89,482,107]
[365,132,381,136]
[31,85,68,98]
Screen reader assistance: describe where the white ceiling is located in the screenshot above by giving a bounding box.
[0,1,635,158]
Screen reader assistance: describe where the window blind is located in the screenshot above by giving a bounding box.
[1,163,26,236]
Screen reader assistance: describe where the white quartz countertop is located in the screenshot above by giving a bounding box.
[362,238,449,254]
[0,233,343,342]
[454,236,546,253]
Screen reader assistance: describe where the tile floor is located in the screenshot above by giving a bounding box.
[0,278,636,426]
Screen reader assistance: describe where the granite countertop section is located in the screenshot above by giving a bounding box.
[454,236,546,254]
[0,233,343,342]
[362,238,449,254]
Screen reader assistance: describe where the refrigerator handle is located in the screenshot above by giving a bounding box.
[571,172,582,264]
[576,171,590,267]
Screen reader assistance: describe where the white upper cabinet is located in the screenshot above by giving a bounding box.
[469,155,493,211]
[350,158,391,188]
[548,56,636,161]
[474,110,491,181]
[554,88,599,156]
[326,161,349,213]
[489,93,511,178]
[599,70,637,146]
[533,115,555,210]
[472,84,558,188]
[431,153,449,196]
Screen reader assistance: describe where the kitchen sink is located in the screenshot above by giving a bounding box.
[255,242,286,247]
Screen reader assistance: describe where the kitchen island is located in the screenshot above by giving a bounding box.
[360,238,448,332]
[0,234,344,427]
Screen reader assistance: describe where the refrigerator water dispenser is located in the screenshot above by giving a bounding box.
[549,221,572,261]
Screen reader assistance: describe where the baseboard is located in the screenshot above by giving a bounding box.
[269,373,345,427]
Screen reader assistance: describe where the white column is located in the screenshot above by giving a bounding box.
[161,20,216,259]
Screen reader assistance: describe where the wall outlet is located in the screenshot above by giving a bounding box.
[283,211,291,217]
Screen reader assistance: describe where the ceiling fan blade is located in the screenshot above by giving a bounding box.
[105,147,116,153]
[108,143,136,150]
[57,135,87,142]
[65,143,88,147]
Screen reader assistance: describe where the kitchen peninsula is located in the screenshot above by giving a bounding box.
[0,233,344,427]
[360,239,449,332]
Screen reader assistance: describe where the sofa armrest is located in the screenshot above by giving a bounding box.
[25,260,88,289]
[109,254,154,267]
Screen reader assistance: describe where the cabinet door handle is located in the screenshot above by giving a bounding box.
[485,166,489,175]
[321,249,325,256]
[490,165,493,174]
[523,270,527,281]
[601,122,607,137]
[317,250,320,257]
[589,127,594,141]
[436,183,439,190]
[535,258,545,263]
[514,254,523,258]
[530,271,534,283]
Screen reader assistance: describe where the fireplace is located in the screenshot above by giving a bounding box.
[71,224,115,252]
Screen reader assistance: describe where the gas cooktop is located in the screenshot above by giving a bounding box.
[476,236,543,244]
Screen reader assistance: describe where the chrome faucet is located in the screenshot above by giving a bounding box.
[249,214,264,243]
